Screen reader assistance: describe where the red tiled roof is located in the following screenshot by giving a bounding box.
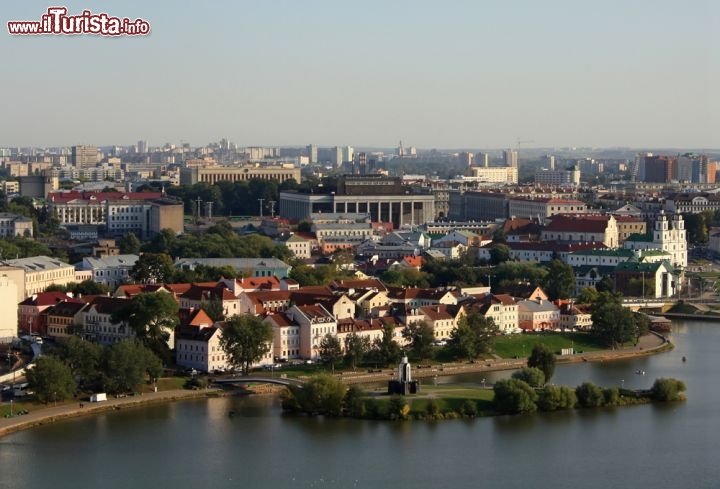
[19,291,72,307]
[86,296,129,314]
[180,284,236,301]
[544,214,610,233]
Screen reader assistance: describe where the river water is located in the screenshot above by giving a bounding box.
[1,320,717,489]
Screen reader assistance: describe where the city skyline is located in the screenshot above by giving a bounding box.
[3,1,719,149]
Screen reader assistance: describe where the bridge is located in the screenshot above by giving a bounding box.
[213,376,305,388]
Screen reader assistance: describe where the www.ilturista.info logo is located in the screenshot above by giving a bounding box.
[8,7,150,36]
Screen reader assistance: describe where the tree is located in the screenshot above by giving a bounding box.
[54,336,104,388]
[489,244,511,265]
[201,297,226,322]
[111,292,179,361]
[343,385,367,417]
[542,259,575,300]
[575,381,605,408]
[119,232,142,254]
[69,279,111,297]
[576,286,599,305]
[537,385,577,411]
[527,344,556,383]
[220,314,274,376]
[318,334,343,373]
[343,332,371,370]
[103,339,162,394]
[387,394,410,420]
[650,378,687,402]
[26,355,76,403]
[449,312,499,360]
[493,379,538,414]
[402,321,434,361]
[596,276,615,293]
[284,374,346,416]
[512,367,546,388]
[590,291,636,348]
[371,323,402,367]
[130,253,174,284]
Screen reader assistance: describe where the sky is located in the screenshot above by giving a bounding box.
[2,0,719,149]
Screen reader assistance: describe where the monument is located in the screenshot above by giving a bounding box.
[387,354,420,395]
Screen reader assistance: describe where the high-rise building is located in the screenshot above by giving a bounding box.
[643,155,676,183]
[459,152,474,169]
[137,140,148,154]
[356,152,367,175]
[478,152,490,167]
[544,154,556,170]
[306,144,318,164]
[503,149,518,168]
[333,146,343,167]
[71,145,99,169]
[342,146,354,164]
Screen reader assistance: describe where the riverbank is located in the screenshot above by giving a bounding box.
[333,332,670,385]
[0,333,670,438]
[0,388,222,439]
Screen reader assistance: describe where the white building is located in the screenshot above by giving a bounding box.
[624,212,687,268]
[80,255,139,289]
[0,276,18,342]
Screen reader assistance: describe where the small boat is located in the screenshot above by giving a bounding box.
[682,356,687,363]
[635,369,646,375]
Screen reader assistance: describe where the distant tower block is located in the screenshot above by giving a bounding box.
[357,152,367,175]
[388,355,420,395]
[478,152,490,168]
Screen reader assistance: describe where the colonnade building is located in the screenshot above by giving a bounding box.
[280,176,435,229]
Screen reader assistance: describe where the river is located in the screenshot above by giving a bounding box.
[1,320,718,489]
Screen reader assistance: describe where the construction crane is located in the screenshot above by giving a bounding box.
[516,139,534,152]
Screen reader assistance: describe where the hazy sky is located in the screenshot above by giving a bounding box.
[2,1,719,149]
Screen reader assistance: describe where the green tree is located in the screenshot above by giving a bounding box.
[576,286,599,304]
[527,344,556,383]
[542,259,575,300]
[119,232,142,254]
[26,355,76,403]
[489,244,511,265]
[103,339,162,394]
[370,323,402,367]
[449,312,499,360]
[111,292,179,361]
[220,314,274,376]
[387,394,410,420]
[284,374,347,416]
[402,321,434,361]
[493,378,538,414]
[69,279,111,297]
[575,381,605,408]
[54,336,104,388]
[201,297,226,322]
[130,252,174,284]
[590,291,636,348]
[537,385,578,411]
[512,367,546,388]
[318,333,343,373]
[343,332,371,370]
[343,385,367,417]
[650,378,687,402]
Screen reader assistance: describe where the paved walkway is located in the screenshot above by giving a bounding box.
[335,332,669,385]
[0,388,219,438]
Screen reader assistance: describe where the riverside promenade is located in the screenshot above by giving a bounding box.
[0,333,669,438]
[334,332,669,385]
[0,388,220,439]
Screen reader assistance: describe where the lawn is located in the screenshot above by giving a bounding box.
[492,332,605,359]
[372,384,495,415]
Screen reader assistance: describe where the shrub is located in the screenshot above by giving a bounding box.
[493,379,538,414]
[650,378,687,402]
[603,387,620,406]
[512,367,546,388]
[538,385,577,411]
[426,398,441,417]
[460,399,478,417]
[387,394,410,420]
[575,382,605,408]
